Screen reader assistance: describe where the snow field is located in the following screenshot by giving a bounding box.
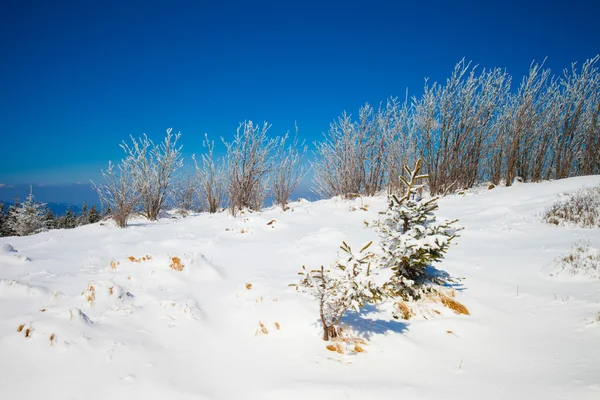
[1,176,600,399]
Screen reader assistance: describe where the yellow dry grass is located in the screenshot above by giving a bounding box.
[86,284,96,303]
[354,345,365,353]
[325,343,345,353]
[254,321,270,336]
[259,321,268,335]
[127,255,152,263]
[396,301,413,320]
[17,324,24,332]
[440,294,470,315]
[170,256,184,271]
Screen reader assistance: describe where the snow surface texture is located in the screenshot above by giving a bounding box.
[1,176,600,400]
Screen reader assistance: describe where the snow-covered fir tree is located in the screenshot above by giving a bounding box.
[88,204,100,224]
[7,188,48,236]
[58,208,78,229]
[0,202,8,237]
[377,158,461,301]
[44,208,56,230]
[293,241,385,340]
[78,202,89,226]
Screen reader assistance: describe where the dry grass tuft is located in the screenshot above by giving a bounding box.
[85,284,96,304]
[110,261,118,270]
[109,286,114,296]
[396,301,413,320]
[170,256,184,271]
[259,321,268,335]
[440,294,469,315]
[49,333,55,345]
[354,345,365,353]
[127,255,151,263]
[255,321,269,336]
[245,283,252,290]
[326,343,345,353]
[17,324,24,332]
[24,328,32,338]
[267,219,277,226]
[274,322,281,330]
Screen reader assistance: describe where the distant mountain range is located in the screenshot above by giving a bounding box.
[0,183,99,216]
[0,200,84,216]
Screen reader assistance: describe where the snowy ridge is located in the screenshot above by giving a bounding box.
[1,176,600,399]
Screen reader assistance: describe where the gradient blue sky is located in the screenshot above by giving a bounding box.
[1,0,599,199]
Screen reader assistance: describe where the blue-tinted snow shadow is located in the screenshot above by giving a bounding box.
[340,304,408,340]
[426,266,467,292]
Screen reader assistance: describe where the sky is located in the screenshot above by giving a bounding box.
[0,0,599,204]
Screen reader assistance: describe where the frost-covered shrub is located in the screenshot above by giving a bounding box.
[223,121,280,216]
[544,185,600,228]
[377,159,461,301]
[292,241,386,341]
[550,240,600,280]
[123,128,183,221]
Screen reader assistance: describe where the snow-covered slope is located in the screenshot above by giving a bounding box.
[1,176,599,400]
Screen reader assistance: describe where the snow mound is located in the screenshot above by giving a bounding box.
[0,243,17,253]
[69,308,94,325]
[0,279,49,297]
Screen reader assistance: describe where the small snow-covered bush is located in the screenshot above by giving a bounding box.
[550,240,600,280]
[291,241,385,341]
[544,185,600,228]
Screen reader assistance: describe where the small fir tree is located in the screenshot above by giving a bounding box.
[60,208,78,229]
[377,159,460,301]
[44,208,56,230]
[78,201,89,226]
[88,205,100,224]
[0,202,7,237]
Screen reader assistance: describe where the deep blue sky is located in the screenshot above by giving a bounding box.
[1,0,599,202]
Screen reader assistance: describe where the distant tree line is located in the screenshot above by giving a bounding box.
[0,188,101,237]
